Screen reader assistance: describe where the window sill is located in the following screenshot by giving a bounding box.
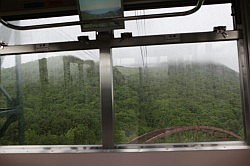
[0,141,249,154]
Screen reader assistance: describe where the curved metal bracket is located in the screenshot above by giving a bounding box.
[0,0,204,30]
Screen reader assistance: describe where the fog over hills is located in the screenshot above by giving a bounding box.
[0,55,243,145]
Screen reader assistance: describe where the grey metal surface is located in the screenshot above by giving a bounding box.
[0,141,249,154]
[15,55,25,144]
[0,0,230,21]
[237,38,249,143]
[0,109,17,116]
[0,30,241,56]
[0,0,204,31]
[110,30,241,48]
[0,86,13,102]
[0,41,98,56]
[237,0,250,145]
[99,33,115,149]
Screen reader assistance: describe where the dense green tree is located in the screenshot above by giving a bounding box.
[0,56,244,145]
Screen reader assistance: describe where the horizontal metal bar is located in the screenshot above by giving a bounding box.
[0,30,241,56]
[0,108,16,112]
[0,141,249,154]
[0,0,204,30]
[125,0,229,11]
[0,41,98,56]
[111,30,242,48]
[0,86,13,102]
[1,0,230,21]
[0,109,17,116]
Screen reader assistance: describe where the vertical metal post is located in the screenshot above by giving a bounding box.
[39,58,49,86]
[236,0,250,144]
[39,58,48,108]
[99,32,114,149]
[78,63,84,87]
[237,38,250,143]
[0,57,1,84]
[13,21,25,144]
[138,67,145,132]
[63,57,71,89]
[16,55,24,144]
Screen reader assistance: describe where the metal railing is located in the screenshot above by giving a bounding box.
[0,0,204,30]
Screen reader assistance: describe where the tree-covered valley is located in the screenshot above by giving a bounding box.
[0,56,244,145]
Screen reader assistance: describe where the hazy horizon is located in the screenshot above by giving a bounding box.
[0,3,239,71]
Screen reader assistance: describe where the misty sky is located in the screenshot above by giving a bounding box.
[79,0,121,10]
[0,3,239,71]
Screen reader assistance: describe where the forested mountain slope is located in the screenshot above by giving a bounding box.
[0,56,243,145]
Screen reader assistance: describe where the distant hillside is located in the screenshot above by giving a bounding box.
[114,62,243,143]
[0,56,243,145]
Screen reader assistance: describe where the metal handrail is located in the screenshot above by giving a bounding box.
[0,0,204,30]
[0,86,13,102]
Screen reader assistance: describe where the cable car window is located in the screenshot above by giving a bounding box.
[113,41,243,144]
[0,50,101,145]
[0,16,96,45]
[114,3,234,37]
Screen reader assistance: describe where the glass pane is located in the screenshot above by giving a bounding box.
[113,41,244,144]
[0,16,96,45]
[0,50,101,145]
[0,4,234,44]
[114,3,234,37]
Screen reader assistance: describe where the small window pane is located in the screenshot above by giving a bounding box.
[114,3,234,37]
[113,41,243,144]
[0,50,101,145]
[0,16,96,45]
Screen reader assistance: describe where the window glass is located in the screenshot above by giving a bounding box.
[113,41,243,144]
[0,4,233,45]
[0,16,96,45]
[0,50,101,145]
[114,3,234,37]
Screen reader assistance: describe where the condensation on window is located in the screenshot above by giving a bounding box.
[113,41,243,144]
[114,3,234,37]
[0,50,101,145]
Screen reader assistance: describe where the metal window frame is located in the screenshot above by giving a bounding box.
[0,0,204,31]
[234,0,250,145]
[0,31,241,56]
[1,0,250,153]
[0,0,230,21]
[0,141,249,154]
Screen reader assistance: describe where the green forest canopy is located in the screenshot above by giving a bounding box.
[0,56,244,145]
